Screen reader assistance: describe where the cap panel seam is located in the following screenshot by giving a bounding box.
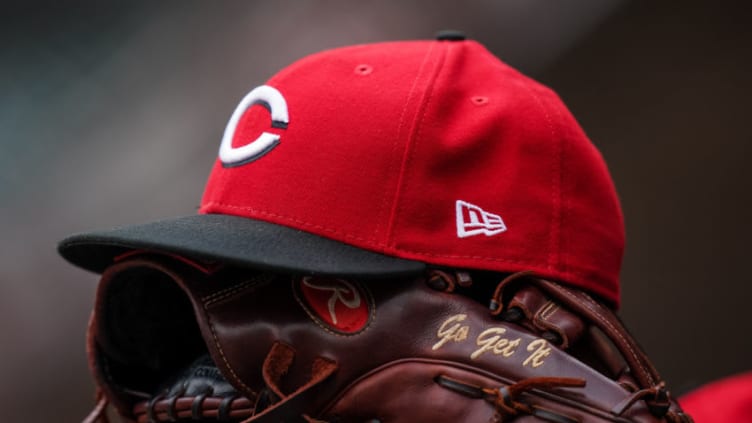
[519,84,561,271]
[549,93,569,277]
[384,41,448,247]
[373,43,436,245]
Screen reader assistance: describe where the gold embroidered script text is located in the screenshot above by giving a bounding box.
[433,314,551,368]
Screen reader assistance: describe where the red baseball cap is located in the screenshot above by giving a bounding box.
[59,33,625,305]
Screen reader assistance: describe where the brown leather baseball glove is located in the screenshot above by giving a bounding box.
[82,253,692,423]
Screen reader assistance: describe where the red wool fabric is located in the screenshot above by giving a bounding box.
[201,40,624,306]
[679,372,752,422]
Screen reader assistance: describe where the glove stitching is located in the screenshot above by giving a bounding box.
[536,302,571,348]
[203,278,268,307]
[203,281,253,304]
[541,302,558,322]
[532,301,554,328]
[577,290,654,386]
[201,301,258,397]
[550,281,655,387]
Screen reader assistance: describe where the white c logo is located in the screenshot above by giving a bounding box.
[218,85,289,167]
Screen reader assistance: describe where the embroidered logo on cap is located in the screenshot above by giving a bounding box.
[456,200,507,238]
[293,276,374,335]
[219,85,289,167]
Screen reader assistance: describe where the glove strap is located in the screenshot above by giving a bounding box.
[82,389,137,423]
[82,393,109,423]
[240,341,338,423]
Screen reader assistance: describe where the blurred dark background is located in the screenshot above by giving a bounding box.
[2,1,750,421]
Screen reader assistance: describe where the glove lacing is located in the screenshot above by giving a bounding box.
[435,374,586,423]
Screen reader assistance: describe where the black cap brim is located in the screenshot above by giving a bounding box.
[58,214,426,277]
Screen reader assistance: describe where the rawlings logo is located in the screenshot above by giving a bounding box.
[294,276,374,335]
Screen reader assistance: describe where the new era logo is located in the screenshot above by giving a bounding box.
[455,200,507,238]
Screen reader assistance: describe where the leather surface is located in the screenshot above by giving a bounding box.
[323,360,657,422]
[88,254,689,421]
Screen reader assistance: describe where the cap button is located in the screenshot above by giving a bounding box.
[435,30,466,41]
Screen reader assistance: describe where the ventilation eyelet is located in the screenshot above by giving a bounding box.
[471,96,489,106]
[355,64,373,75]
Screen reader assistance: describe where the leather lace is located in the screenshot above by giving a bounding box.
[436,374,586,423]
